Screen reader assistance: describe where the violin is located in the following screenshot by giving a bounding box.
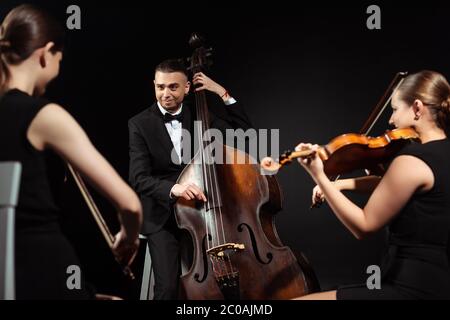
[261,127,419,176]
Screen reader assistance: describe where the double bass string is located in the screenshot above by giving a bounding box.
[195,91,224,277]
[197,90,235,278]
[195,92,211,250]
[202,94,236,279]
[202,95,230,278]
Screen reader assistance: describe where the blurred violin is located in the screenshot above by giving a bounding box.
[261,127,419,176]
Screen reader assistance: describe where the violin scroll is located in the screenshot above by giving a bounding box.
[261,149,316,173]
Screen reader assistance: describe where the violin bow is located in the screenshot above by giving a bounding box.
[360,72,408,135]
[66,163,135,280]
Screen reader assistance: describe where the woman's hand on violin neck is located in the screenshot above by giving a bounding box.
[295,143,324,178]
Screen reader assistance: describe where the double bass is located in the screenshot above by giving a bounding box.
[174,34,319,299]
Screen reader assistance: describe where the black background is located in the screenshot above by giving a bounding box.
[2,0,449,299]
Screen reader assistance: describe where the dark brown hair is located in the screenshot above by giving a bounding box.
[155,59,188,77]
[397,70,450,130]
[0,4,65,91]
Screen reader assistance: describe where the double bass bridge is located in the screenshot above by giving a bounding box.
[206,243,245,260]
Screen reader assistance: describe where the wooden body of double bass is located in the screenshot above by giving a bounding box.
[175,144,318,299]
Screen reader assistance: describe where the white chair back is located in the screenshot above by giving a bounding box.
[0,162,22,300]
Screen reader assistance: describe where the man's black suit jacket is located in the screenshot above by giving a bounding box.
[128,97,252,234]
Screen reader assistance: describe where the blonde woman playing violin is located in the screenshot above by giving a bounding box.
[294,70,450,300]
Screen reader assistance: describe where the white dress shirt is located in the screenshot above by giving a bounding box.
[158,98,237,197]
[157,98,237,163]
[157,102,183,163]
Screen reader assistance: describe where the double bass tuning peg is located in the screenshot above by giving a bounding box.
[205,48,213,57]
[205,48,213,68]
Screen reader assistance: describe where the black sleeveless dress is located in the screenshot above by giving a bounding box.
[337,139,450,299]
[0,89,93,299]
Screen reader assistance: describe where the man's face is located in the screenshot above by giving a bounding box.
[154,71,190,112]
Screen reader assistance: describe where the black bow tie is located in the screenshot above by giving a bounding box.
[163,112,183,123]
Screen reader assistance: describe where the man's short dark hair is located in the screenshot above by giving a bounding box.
[155,59,188,77]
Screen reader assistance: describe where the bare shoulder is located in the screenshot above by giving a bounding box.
[28,103,84,151]
[31,103,80,131]
[33,103,73,122]
[386,155,434,192]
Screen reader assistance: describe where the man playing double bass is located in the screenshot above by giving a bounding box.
[128,59,252,299]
